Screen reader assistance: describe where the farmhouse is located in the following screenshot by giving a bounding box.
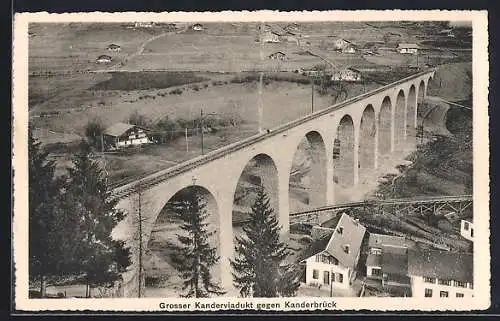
[331,68,362,82]
[268,51,287,61]
[281,34,299,44]
[107,44,121,52]
[301,213,366,290]
[397,43,419,54]
[262,30,281,43]
[333,38,356,53]
[285,22,300,32]
[103,123,151,149]
[134,22,155,28]
[408,248,473,298]
[365,233,412,291]
[192,23,204,31]
[460,219,474,241]
[96,55,112,64]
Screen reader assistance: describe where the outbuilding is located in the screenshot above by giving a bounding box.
[96,55,112,63]
[397,43,419,54]
[107,44,121,52]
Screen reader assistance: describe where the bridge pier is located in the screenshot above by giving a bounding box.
[278,169,290,234]
[353,127,360,186]
[218,196,235,293]
[374,119,379,169]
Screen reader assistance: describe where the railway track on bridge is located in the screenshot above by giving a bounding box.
[289,194,472,218]
[111,69,436,200]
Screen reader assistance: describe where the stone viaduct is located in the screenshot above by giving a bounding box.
[111,69,435,296]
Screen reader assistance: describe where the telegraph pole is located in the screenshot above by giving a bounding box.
[200,109,204,155]
[137,186,143,298]
[311,77,314,114]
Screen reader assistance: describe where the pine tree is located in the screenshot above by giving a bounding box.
[169,190,225,298]
[231,186,301,297]
[66,140,131,297]
[29,126,80,296]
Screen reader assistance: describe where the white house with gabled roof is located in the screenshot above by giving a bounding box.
[301,213,366,290]
[408,248,473,298]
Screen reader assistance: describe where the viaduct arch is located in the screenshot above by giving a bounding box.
[110,70,435,297]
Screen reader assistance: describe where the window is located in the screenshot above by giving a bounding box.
[440,291,449,298]
[371,248,382,255]
[338,273,344,283]
[463,222,469,230]
[424,277,436,284]
[469,282,474,289]
[323,271,330,285]
[371,268,382,277]
[438,279,452,286]
[338,227,344,234]
[456,293,464,298]
[470,228,474,238]
[454,280,466,288]
[312,270,319,279]
[424,288,433,297]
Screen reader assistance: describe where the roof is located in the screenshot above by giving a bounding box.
[269,51,286,56]
[397,43,419,49]
[381,246,408,276]
[407,248,473,282]
[366,252,382,267]
[104,122,140,137]
[320,213,343,229]
[324,213,366,270]
[193,23,203,26]
[368,233,407,248]
[97,55,112,60]
[299,232,333,262]
[108,44,120,48]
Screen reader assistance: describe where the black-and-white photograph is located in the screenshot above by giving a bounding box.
[13,10,489,311]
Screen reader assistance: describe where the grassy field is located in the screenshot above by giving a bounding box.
[29,22,472,183]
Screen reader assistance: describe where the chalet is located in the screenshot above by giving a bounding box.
[134,22,155,28]
[192,23,204,31]
[460,219,474,241]
[262,30,281,43]
[397,43,419,54]
[333,38,351,50]
[333,38,356,53]
[103,123,151,149]
[285,22,299,32]
[107,44,121,52]
[331,68,362,82]
[408,248,473,298]
[301,213,366,290]
[365,233,412,290]
[96,55,112,64]
[268,51,287,61]
[280,32,299,45]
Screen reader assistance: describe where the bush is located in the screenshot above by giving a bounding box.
[169,88,183,95]
[84,117,105,149]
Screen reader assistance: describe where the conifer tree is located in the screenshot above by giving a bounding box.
[231,186,301,297]
[169,190,225,298]
[66,140,131,297]
[29,126,76,296]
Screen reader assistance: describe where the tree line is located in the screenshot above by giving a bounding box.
[30,124,301,298]
[29,125,131,297]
